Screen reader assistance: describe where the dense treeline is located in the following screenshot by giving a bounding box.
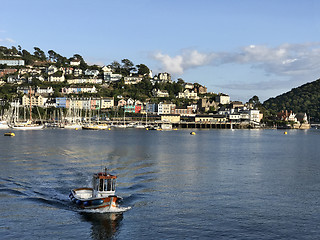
[263,78,320,122]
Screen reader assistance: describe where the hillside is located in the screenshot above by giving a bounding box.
[263,78,320,122]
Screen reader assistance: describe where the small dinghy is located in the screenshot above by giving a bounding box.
[69,168,122,210]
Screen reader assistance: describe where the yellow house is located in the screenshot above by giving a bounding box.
[160,114,180,123]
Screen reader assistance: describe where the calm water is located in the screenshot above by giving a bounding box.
[1,128,320,239]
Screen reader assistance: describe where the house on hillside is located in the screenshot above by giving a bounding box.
[70,59,81,66]
[178,89,199,99]
[152,89,169,98]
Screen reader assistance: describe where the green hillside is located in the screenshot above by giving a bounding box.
[263,78,320,122]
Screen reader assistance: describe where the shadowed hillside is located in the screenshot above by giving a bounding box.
[263,78,320,122]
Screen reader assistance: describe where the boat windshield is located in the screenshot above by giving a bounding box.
[104,179,116,191]
[95,175,116,192]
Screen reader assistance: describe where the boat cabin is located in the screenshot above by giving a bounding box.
[92,170,117,197]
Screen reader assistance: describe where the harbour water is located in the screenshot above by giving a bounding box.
[1,128,320,239]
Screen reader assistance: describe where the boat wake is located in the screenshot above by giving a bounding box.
[80,206,132,214]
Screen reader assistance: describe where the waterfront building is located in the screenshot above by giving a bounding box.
[158,102,175,115]
[160,114,180,123]
[135,105,142,113]
[56,97,67,108]
[195,114,227,123]
[22,94,47,107]
[90,98,100,110]
[126,98,135,105]
[171,106,194,116]
[197,98,218,113]
[146,103,158,114]
[101,97,114,109]
[124,105,135,113]
[117,99,127,107]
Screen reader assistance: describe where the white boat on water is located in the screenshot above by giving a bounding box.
[69,168,122,210]
[0,120,9,129]
[82,124,110,130]
[134,124,145,129]
[64,124,83,129]
[11,121,44,130]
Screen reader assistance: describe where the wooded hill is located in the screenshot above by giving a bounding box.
[263,78,320,122]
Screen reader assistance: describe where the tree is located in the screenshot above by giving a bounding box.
[22,49,34,65]
[248,95,261,108]
[48,50,57,62]
[110,61,121,74]
[121,59,135,76]
[70,54,86,69]
[136,64,150,76]
[177,78,185,85]
[34,47,47,61]
[11,46,19,55]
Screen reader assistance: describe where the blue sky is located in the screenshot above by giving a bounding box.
[1,0,320,102]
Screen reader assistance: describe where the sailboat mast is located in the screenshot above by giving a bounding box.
[29,86,32,122]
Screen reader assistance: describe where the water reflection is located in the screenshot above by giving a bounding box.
[81,212,123,240]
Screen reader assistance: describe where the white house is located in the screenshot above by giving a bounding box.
[158,72,171,82]
[36,86,54,94]
[158,102,175,115]
[48,74,65,82]
[47,65,58,75]
[61,86,97,94]
[124,76,143,85]
[0,59,25,66]
[126,98,135,105]
[152,89,169,98]
[178,89,199,99]
[101,97,114,109]
[248,109,261,123]
[215,94,230,105]
[67,78,103,84]
[84,69,100,76]
[104,72,122,82]
[73,69,83,76]
[70,59,81,66]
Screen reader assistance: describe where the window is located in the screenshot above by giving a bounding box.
[99,179,104,191]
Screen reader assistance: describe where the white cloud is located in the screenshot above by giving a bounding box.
[153,49,217,75]
[5,38,15,43]
[152,42,320,77]
[0,37,16,43]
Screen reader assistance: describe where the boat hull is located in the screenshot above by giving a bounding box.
[0,121,9,129]
[11,125,44,130]
[69,188,121,210]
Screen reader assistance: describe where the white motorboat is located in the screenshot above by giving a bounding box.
[69,168,122,210]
